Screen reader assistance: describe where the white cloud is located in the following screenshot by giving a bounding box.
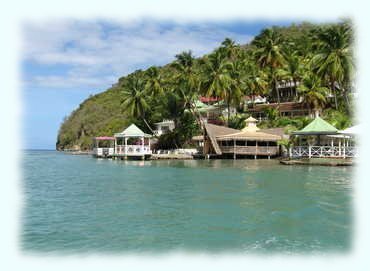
[22,20,253,90]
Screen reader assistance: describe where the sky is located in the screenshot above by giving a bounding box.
[22,19,302,149]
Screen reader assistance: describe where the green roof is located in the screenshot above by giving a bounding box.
[185,100,216,113]
[194,100,215,110]
[293,117,338,135]
[115,124,151,137]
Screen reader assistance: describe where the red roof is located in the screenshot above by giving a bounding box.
[199,96,221,102]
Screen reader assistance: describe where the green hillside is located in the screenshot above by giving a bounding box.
[56,20,354,151]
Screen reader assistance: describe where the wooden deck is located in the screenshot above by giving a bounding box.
[280,158,354,166]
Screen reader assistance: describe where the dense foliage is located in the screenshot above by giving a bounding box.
[57,20,354,150]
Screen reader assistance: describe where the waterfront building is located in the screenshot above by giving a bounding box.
[92,136,115,158]
[153,120,175,136]
[271,80,300,103]
[290,117,356,158]
[113,124,152,160]
[248,102,310,120]
[242,95,267,111]
[190,100,224,124]
[194,117,283,159]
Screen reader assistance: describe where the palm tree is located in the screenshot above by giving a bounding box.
[144,66,165,97]
[200,50,242,126]
[200,50,232,121]
[297,73,329,117]
[244,62,268,108]
[220,38,239,61]
[253,28,286,108]
[120,73,154,132]
[170,51,203,126]
[227,59,244,121]
[281,53,303,98]
[311,22,354,110]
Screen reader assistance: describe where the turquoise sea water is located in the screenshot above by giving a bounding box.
[22,150,352,253]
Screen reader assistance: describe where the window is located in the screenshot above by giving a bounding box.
[161,126,170,132]
[236,141,246,146]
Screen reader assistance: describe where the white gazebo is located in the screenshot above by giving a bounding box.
[290,117,356,158]
[114,124,152,159]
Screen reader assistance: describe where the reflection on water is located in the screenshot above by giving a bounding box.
[22,151,353,253]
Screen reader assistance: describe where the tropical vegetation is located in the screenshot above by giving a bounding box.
[57,20,354,150]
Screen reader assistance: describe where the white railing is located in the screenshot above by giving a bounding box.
[290,146,356,158]
[115,145,152,155]
[93,147,114,156]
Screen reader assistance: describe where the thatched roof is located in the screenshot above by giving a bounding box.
[260,127,287,139]
[203,123,283,154]
[201,123,285,154]
[216,130,282,141]
[204,123,239,155]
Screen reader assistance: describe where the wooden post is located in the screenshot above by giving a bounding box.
[124,137,128,155]
[308,145,311,158]
[339,140,341,156]
[255,141,257,159]
[233,139,236,160]
[141,136,144,153]
[114,138,117,155]
[343,139,346,158]
[331,138,334,157]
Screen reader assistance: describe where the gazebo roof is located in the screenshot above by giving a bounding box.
[245,116,258,122]
[114,124,152,138]
[293,116,338,135]
[340,124,361,135]
[242,116,259,132]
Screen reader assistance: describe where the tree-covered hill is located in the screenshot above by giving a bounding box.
[56,88,130,150]
[56,20,354,151]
